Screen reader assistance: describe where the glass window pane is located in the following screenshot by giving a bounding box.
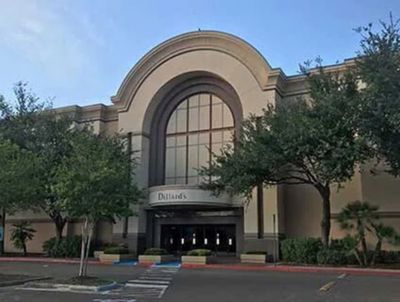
[176,109,187,132]
[187,176,198,185]
[176,146,187,177]
[175,177,186,184]
[212,143,223,157]
[188,145,199,176]
[222,104,234,127]
[176,135,186,146]
[189,95,199,108]
[165,148,176,177]
[200,93,210,106]
[212,95,223,104]
[164,93,235,185]
[198,144,210,168]
[199,105,210,130]
[167,111,176,134]
[177,99,187,110]
[223,130,233,142]
[212,104,223,128]
[188,106,199,131]
[211,131,223,144]
[166,136,176,147]
[199,133,209,144]
[188,134,198,146]
[165,177,176,185]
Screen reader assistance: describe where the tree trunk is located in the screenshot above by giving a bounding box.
[0,209,5,255]
[360,232,369,266]
[23,243,27,256]
[370,239,382,266]
[83,222,93,276]
[317,185,331,246]
[50,213,66,241]
[78,218,88,277]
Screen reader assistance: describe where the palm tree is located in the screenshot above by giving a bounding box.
[338,201,399,266]
[10,221,36,256]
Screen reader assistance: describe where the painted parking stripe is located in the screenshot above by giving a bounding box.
[128,279,170,284]
[139,276,173,280]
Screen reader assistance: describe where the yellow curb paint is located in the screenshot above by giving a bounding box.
[319,281,336,292]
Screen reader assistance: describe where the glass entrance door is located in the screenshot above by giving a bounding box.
[161,224,236,254]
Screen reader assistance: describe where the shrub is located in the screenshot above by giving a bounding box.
[246,251,268,255]
[43,236,90,258]
[95,242,118,251]
[316,247,347,265]
[103,246,130,255]
[187,249,212,256]
[143,248,168,255]
[281,238,323,264]
[376,251,400,264]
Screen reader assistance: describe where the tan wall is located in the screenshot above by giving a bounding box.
[5,220,115,254]
[5,221,56,254]
[361,162,400,212]
[282,167,400,250]
[283,184,322,238]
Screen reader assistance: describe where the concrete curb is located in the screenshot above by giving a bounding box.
[0,276,51,287]
[182,264,400,277]
[0,257,104,265]
[25,281,118,292]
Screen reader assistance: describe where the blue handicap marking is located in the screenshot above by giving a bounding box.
[152,261,181,268]
[113,260,138,266]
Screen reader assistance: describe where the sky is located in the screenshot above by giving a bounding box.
[0,0,399,108]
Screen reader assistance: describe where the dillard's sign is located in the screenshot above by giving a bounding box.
[157,192,188,201]
[148,187,231,206]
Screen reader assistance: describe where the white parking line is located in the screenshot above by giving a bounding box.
[337,273,347,279]
[127,279,170,284]
[125,283,168,289]
[93,299,136,302]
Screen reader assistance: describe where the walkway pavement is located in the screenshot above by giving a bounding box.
[1,255,399,277]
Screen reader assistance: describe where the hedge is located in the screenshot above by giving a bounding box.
[43,236,91,258]
[187,249,212,256]
[143,248,168,255]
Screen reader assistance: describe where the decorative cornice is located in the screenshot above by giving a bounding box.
[55,103,118,123]
[111,31,273,112]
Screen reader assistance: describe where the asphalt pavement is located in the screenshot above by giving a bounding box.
[0,261,398,302]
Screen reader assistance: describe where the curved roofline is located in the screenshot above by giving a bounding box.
[111,30,273,111]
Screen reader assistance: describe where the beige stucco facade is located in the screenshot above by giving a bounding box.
[5,31,400,255]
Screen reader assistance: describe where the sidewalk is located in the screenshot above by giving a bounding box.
[0,256,101,265]
[1,256,399,277]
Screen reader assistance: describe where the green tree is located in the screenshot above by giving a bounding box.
[0,83,73,240]
[10,221,36,256]
[31,113,75,240]
[337,201,400,266]
[356,16,400,175]
[202,66,370,246]
[54,130,142,277]
[0,139,39,254]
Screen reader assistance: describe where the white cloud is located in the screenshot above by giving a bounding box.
[0,1,102,86]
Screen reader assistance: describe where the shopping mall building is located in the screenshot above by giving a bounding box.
[5,31,400,255]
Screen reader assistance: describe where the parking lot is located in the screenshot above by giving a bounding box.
[0,262,399,302]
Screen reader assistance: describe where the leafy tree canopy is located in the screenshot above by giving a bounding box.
[0,139,40,214]
[356,15,400,175]
[202,66,371,245]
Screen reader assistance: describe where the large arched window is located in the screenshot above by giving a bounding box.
[165,93,234,185]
